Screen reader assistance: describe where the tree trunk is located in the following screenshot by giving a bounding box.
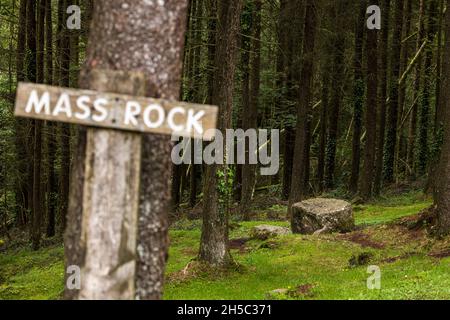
[383,0,404,183]
[199,0,243,266]
[324,1,346,190]
[58,0,71,234]
[288,0,317,211]
[427,0,446,192]
[317,69,329,193]
[14,0,29,226]
[361,2,379,200]
[171,162,182,210]
[64,0,189,300]
[349,0,366,195]
[374,0,391,194]
[418,0,438,176]
[206,0,217,105]
[434,0,450,237]
[31,0,45,250]
[281,0,301,200]
[241,0,262,220]
[189,0,204,208]
[45,0,56,237]
[395,0,412,179]
[406,0,424,180]
[26,0,38,247]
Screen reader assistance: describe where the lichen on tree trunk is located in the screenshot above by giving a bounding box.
[64,0,189,300]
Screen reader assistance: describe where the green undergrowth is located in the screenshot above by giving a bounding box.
[1,190,448,300]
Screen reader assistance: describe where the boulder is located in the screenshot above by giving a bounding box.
[250,225,290,240]
[291,198,354,234]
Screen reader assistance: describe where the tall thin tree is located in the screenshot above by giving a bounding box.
[199,0,243,266]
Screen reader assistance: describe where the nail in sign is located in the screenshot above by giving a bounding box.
[14,82,218,140]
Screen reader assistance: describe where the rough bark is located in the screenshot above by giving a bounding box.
[361,4,379,200]
[14,0,28,226]
[31,0,45,250]
[241,0,262,220]
[64,0,189,300]
[45,0,56,237]
[199,0,243,266]
[324,1,346,190]
[418,0,438,176]
[395,0,412,179]
[434,0,450,236]
[206,0,217,105]
[374,0,391,194]
[383,0,404,183]
[281,0,302,200]
[407,0,424,179]
[26,0,38,247]
[349,0,366,195]
[189,0,203,208]
[236,1,252,203]
[59,0,71,234]
[317,68,329,193]
[288,0,317,211]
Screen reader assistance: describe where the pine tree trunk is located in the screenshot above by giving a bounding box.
[418,0,438,176]
[25,0,38,247]
[281,0,301,200]
[206,0,217,105]
[241,0,262,220]
[14,0,29,226]
[58,0,71,234]
[434,0,450,237]
[406,0,424,180]
[361,2,379,200]
[374,0,391,194]
[324,1,346,190]
[317,69,329,193]
[44,0,56,237]
[383,0,404,183]
[349,0,366,195]
[237,1,252,204]
[189,0,203,208]
[199,0,242,266]
[396,0,412,179]
[30,0,45,250]
[288,0,317,211]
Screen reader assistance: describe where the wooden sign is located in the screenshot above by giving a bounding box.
[14,82,218,140]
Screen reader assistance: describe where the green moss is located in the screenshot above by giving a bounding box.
[1,192,448,300]
[0,245,64,300]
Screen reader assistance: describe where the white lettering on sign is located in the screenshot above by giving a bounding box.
[15,83,218,140]
[25,90,50,114]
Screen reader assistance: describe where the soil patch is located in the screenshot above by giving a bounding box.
[339,231,385,249]
[428,249,450,259]
[228,238,251,252]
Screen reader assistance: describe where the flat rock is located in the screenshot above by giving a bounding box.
[291,198,354,234]
[250,225,290,240]
[265,289,288,299]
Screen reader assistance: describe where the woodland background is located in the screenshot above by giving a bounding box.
[1,0,450,300]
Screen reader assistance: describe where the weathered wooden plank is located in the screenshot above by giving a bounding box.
[14,82,217,140]
[78,70,144,300]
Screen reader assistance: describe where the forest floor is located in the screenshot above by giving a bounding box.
[1,190,450,300]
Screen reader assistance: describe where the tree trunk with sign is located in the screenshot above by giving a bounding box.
[64,0,189,300]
